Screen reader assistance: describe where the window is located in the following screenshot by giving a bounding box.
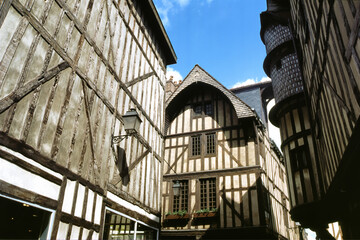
[193,104,202,116]
[104,211,135,239]
[191,133,216,157]
[204,102,213,116]
[0,196,53,239]
[206,133,216,155]
[136,223,158,240]
[290,146,308,171]
[191,135,201,156]
[193,102,214,117]
[200,178,216,210]
[103,209,158,239]
[173,180,188,212]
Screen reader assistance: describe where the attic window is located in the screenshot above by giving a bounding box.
[193,104,202,116]
[205,102,213,116]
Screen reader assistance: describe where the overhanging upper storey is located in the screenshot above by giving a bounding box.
[166,65,255,120]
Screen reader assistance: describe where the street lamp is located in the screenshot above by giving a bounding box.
[172,180,182,197]
[112,108,142,144]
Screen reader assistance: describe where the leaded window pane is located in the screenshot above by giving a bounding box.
[200,178,216,210]
[206,133,216,155]
[194,104,202,116]
[191,135,201,156]
[205,103,213,116]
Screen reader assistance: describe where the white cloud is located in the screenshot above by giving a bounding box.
[166,67,183,82]
[260,76,271,82]
[231,76,271,89]
[232,79,256,88]
[176,0,190,7]
[154,0,214,27]
[154,0,173,27]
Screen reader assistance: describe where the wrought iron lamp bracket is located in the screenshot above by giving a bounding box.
[112,135,128,144]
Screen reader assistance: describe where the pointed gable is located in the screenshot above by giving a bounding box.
[166,65,255,119]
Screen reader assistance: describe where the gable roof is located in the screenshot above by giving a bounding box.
[166,65,255,119]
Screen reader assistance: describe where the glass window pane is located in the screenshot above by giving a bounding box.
[199,178,216,210]
[206,133,215,155]
[103,211,135,240]
[194,105,202,116]
[0,197,52,239]
[191,135,201,156]
[136,223,157,240]
[205,103,213,116]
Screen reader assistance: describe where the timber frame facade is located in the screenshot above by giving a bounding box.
[161,65,300,240]
[261,0,360,239]
[0,0,175,239]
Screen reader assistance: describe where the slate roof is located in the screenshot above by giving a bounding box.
[166,65,255,119]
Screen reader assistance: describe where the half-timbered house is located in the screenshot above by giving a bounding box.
[161,65,300,239]
[261,0,360,239]
[0,0,175,239]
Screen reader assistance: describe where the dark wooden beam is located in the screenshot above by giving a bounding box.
[163,166,262,180]
[0,62,70,114]
[125,72,155,88]
[61,212,101,232]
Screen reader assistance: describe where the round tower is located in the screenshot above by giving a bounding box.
[260,0,323,228]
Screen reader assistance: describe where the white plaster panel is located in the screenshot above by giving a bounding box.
[74,184,86,218]
[0,146,62,179]
[70,225,80,239]
[0,158,60,200]
[92,231,99,240]
[85,190,95,222]
[56,222,69,239]
[94,194,103,224]
[241,174,248,188]
[0,7,21,61]
[62,179,76,214]
[82,228,90,240]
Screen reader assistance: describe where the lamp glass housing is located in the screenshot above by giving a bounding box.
[123,108,142,135]
[172,181,181,197]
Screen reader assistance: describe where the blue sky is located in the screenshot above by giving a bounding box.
[153,0,269,89]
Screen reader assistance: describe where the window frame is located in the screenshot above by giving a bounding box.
[191,135,201,157]
[192,101,214,118]
[205,132,216,156]
[290,146,309,172]
[190,133,217,158]
[199,178,217,211]
[0,194,56,240]
[103,207,159,240]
